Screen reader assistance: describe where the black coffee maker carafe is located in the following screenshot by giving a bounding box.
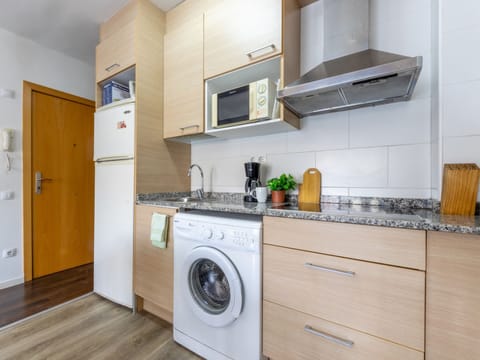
[244,162,261,202]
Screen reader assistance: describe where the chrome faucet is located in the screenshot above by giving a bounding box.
[188,164,204,199]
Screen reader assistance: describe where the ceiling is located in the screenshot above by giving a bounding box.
[0,0,183,65]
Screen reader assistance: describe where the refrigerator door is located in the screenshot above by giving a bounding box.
[94,102,135,161]
[94,160,134,308]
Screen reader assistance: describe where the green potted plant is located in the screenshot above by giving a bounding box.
[266,173,296,203]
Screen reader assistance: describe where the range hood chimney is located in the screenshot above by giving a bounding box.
[278,0,422,117]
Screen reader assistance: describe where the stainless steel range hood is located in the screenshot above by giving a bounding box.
[278,49,423,117]
[277,0,423,117]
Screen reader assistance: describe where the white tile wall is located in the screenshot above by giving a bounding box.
[191,0,434,199]
[315,148,388,188]
[442,25,480,85]
[388,144,431,188]
[442,0,480,32]
[287,112,349,152]
[438,0,480,201]
[349,98,430,148]
[443,80,480,137]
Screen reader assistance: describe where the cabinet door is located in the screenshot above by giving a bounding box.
[134,205,177,322]
[164,15,204,139]
[264,244,425,351]
[426,231,480,360]
[96,20,135,82]
[204,0,282,79]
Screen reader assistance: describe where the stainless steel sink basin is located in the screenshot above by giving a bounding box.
[163,197,203,203]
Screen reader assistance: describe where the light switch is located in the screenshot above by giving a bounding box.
[0,191,14,200]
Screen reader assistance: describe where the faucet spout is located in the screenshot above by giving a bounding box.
[188,164,204,199]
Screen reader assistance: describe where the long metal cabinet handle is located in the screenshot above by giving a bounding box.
[105,63,120,72]
[304,262,355,277]
[95,156,134,163]
[180,124,200,131]
[246,44,276,58]
[304,325,354,348]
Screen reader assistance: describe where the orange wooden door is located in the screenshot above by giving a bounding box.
[32,91,94,278]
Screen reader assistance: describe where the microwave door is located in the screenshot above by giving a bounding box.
[216,85,250,127]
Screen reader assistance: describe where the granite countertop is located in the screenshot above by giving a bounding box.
[137,193,480,235]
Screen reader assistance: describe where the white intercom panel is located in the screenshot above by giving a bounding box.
[1,128,13,152]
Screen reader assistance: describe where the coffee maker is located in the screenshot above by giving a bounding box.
[244,162,261,202]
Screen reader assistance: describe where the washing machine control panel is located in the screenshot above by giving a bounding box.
[175,218,261,252]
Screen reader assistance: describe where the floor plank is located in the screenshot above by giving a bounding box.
[0,263,93,328]
[0,294,201,360]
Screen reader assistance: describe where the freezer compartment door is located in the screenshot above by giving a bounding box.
[94,160,134,308]
[94,103,135,160]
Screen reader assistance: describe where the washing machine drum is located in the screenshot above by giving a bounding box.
[183,246,243,327]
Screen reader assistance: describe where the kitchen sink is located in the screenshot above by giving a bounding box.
[163,197,204,203]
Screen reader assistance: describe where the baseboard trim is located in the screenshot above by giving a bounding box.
[0,276,24,289]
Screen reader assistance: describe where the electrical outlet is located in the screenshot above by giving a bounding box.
[2,248,17,258]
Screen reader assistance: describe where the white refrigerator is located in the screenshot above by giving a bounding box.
[93,101,135,308]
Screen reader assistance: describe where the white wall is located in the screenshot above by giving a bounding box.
[192,0,433,199]
[0,27,94,288]
[437,0,480,201]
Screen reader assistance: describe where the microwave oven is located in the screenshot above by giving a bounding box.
[211,78,276,128]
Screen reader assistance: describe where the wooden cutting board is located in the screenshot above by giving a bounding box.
[298,168,321,204]
[440,163,480,215]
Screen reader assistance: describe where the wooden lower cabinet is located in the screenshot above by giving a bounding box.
[426,231,480,360]
[264,244,425,351]
[134,205,177,322]
[263,217,426,359]
[263,301,424,360]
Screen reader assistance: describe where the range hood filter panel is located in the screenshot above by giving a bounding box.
[343,72,415,104]
[284,89,346,115]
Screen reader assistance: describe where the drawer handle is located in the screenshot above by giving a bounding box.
[180,124,200,131]
[304,325,354,348]
[246,44,276,59]
[304,262,355,277]
[105,63,120,72]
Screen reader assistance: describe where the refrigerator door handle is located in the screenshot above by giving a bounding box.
[95,156,134,163]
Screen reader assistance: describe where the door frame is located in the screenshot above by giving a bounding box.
[22,81,95,282]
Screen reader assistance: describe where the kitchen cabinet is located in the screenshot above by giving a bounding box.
[163,9,204,139]
[203,0,282,79]
[426,231,480,360]
[95,0,191,193]
[263,216,426,359]
[162,0,300,142]
[134,205,177,323]
[95,21,135,83]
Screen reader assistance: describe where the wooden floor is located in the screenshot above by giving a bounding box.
[0,263,93,328]
[0,294,201,360]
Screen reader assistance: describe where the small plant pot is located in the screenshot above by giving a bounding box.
[271,190,286,203]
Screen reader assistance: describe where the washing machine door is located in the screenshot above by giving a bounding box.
[183,246,243,328]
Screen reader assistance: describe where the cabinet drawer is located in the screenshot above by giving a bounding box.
[134,205,177,322]
[96,20,135,82]
[264,216,426,270]
[264,301,424,360]
[264,245,425,351]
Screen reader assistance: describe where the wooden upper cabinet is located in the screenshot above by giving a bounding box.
[426,231,480,360]
[164,15,204,139]
[95,20,135,82]
[204,0,282,79]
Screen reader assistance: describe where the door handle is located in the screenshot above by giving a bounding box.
[35,171,52,194]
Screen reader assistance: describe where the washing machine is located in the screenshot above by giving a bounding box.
[173,211,262,360]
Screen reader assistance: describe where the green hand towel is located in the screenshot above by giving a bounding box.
[150,213,168,249]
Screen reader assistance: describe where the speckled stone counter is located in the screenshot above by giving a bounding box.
[136,193,480,235]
